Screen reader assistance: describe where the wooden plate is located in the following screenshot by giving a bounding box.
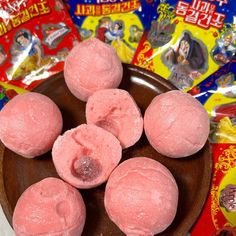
[0,64,212,236]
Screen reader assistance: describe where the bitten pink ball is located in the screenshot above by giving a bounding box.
[13,177,86,236]
[144,90,209,158]
[104,157,178,235]
[0,92,63,158]
[86,88,143,149]
[64,38,123,101]
[52,124,122,189]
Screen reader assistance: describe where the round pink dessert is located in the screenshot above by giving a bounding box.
[104,157,178,235]
[64,37,123,102]
[52,124,122,189]
[13,177,86,236]
[86,88,143,149]
[0,92,63,158]
[144,90,210,158]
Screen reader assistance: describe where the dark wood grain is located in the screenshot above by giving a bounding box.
[0,64,212,236]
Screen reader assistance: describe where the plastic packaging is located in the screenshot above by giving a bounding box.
[189,59,236,143]
[132,0,236,91]
[191,143,236,235]
[64,0,160,63]
[0,0,80,90]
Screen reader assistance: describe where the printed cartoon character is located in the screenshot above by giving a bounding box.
[147,19,176,48]
[96,19,135,63]
[220,184,236,212]
[129,25,143,43]
[163,32,207,89]
[216,73,236,98]
[212,34,236,65]
[7,30,54,81]
[109,20,135,63]
[17,30,42,66]
[110,21,124,39]
[95,17,125,44]
[0,46,6,65]
[96,17,113,43]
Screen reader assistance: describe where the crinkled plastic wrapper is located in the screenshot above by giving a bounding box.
[0,0,80,90]
[191,143,236,236]
[64,0,160,63]
[189,59,236,144]
[189,62,236,236]
[132,0,236,91]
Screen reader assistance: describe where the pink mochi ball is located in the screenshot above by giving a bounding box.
[86,88,143,149]
[144,90,209,158]
[0,92,63,158]
[13,177,86,236]
[104,157,179,235]
[64,37,123,102]
[52,124,122,189]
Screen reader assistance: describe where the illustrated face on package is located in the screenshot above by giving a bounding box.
[132,0,236,91]
[64,0,160,64]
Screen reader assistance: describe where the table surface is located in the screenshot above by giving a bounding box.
[0,205,14,236]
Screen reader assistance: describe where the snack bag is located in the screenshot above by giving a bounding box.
[187,60,236,235]
[0,82,26,110]
[191,143,236,236]
[132,0,236,91]
[0,0,80,90]
[64,0,160,63]
[188,59,236,143]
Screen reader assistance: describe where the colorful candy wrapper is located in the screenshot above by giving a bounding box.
[132,0,236,91]
[64,0,160,63]
[0,82,26,110]
[189,59,236,143]
[0,0,80,90]
[187,60,236,235]
[191,143,236,236]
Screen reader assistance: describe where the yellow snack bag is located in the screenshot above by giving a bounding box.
[64,0,160,63]
[132,0,236,91]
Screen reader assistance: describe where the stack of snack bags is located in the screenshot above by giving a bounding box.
[131,0,236,234]
[0,0,236,235]
[189,60,236,236]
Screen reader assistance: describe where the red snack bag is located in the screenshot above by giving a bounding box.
[191,143,236,235]
[0,0,80,90]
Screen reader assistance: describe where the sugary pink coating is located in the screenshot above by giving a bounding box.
[52,124,122,189]
[0,92,63,158]
[13,177,86,236]
[104,157,178,235]
[64,38,123,102]
[144,90,210,158]
[86,89,143,149]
